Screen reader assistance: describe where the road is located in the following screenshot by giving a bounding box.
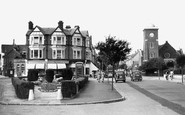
[0,77,184,115]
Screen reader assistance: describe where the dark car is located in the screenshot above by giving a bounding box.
[131,70,142,81]
[115,70,126,83]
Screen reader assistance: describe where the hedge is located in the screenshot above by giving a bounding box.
[27,69,39,81]
[46,69,54,83]
[57,69,73,80]
[11,77,34,99]
[61,80,77,98]
[61,76,89,98]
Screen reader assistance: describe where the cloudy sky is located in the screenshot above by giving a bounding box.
[0,0,185,53]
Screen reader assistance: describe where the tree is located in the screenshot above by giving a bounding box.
[176,54,185,83]
[139,58,166,76]
[95,35,131,90]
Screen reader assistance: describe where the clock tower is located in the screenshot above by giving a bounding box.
[143,24,159,61]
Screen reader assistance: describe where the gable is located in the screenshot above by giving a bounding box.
[29,26,43,36]
[74,29,80,34]
[55,28,62,32]
[159,42,178,58]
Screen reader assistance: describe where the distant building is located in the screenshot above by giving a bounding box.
[1,21,98,77]
[125,49,143,69]
[125,25,180,69]
[1,41,27,76]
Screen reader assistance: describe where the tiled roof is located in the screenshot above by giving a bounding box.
[26,24,88,37]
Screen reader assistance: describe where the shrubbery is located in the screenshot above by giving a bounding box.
[11,77,34,99]
[27,69,39,81]
[61,80,77,98]
[57,69,73,80]
[61,76,89,98]
[40,83,57,92]
[45,69,54,83]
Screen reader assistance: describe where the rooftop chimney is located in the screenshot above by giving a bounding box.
[58,21,63,30]
[28,21,33,30]
[74,25,80,29]
[65,25,71,29]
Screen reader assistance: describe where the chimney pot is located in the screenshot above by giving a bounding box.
[28,21,33,30]
[58,21,63,30]
[65,25,71,29]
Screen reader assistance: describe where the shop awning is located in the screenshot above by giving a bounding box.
[27,64,36,69]
[48,64,57,69]
[57,64,66,69]
[36,64,45,69]
[70,63,76,68]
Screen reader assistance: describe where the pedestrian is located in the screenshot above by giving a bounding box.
[97,70,101,83]
[101,71,105,82]
[170,70,174,80]
[165,70,169,80]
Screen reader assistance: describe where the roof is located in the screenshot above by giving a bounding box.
[26,23,89,38]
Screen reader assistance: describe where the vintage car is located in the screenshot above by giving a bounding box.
[131,70,142,81]
[115,70,126,83]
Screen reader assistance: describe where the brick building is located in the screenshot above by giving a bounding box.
[1,21,98,77]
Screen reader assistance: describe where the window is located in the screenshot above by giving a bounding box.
[16,64,20,72]
[52,49,65,59]
[30,49,43,59]
[30,36,43,45]
[73,49,81,59]
[57,50,61,59]
[77,38,81,46]
[52,35,66,45]
[86,39,90,47]
[57,37,61,44]
[149,42,154,48]
[86,68,90,75]
[86,51,91,59]
[150,52,155,58]
[73,36,82,46]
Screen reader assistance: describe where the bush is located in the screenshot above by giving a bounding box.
[45,69,54,83]
[11,77,34,99]
[62,69,73,80]
[74,77,89,90]
[40,83,57,92]
[27,69,39,81]
[61,80,77,98]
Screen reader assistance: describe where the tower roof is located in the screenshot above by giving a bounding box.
[143,24,159,30]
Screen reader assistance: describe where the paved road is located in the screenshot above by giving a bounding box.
[0,77,180,115]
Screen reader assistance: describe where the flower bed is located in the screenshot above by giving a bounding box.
[38,83,58,92]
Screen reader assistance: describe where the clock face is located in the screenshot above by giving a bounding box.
[149,33,154,37]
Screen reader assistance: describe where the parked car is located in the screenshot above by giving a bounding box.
[131,70,142,81]
[115,70,126,83]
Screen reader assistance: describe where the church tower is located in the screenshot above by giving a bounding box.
[143,25,159,61]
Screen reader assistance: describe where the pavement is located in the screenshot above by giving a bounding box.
[0,75,124,105]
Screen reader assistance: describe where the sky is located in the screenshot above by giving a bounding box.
[0,0,185,54]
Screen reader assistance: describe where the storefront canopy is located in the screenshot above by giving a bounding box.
[36,64,45,69]
[47,64,66,69]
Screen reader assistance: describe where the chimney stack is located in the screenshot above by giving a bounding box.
[58,21,63,30]
[65,25,71,29]
[28,21,33,30]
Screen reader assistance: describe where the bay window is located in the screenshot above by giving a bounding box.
[30,49,43,59]
[52,48,65,59]
[73,49,81,59]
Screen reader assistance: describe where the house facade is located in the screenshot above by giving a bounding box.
[1,21,98,77]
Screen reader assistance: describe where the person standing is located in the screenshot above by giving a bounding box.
[101,71,105,82]
[97,70,101,83]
